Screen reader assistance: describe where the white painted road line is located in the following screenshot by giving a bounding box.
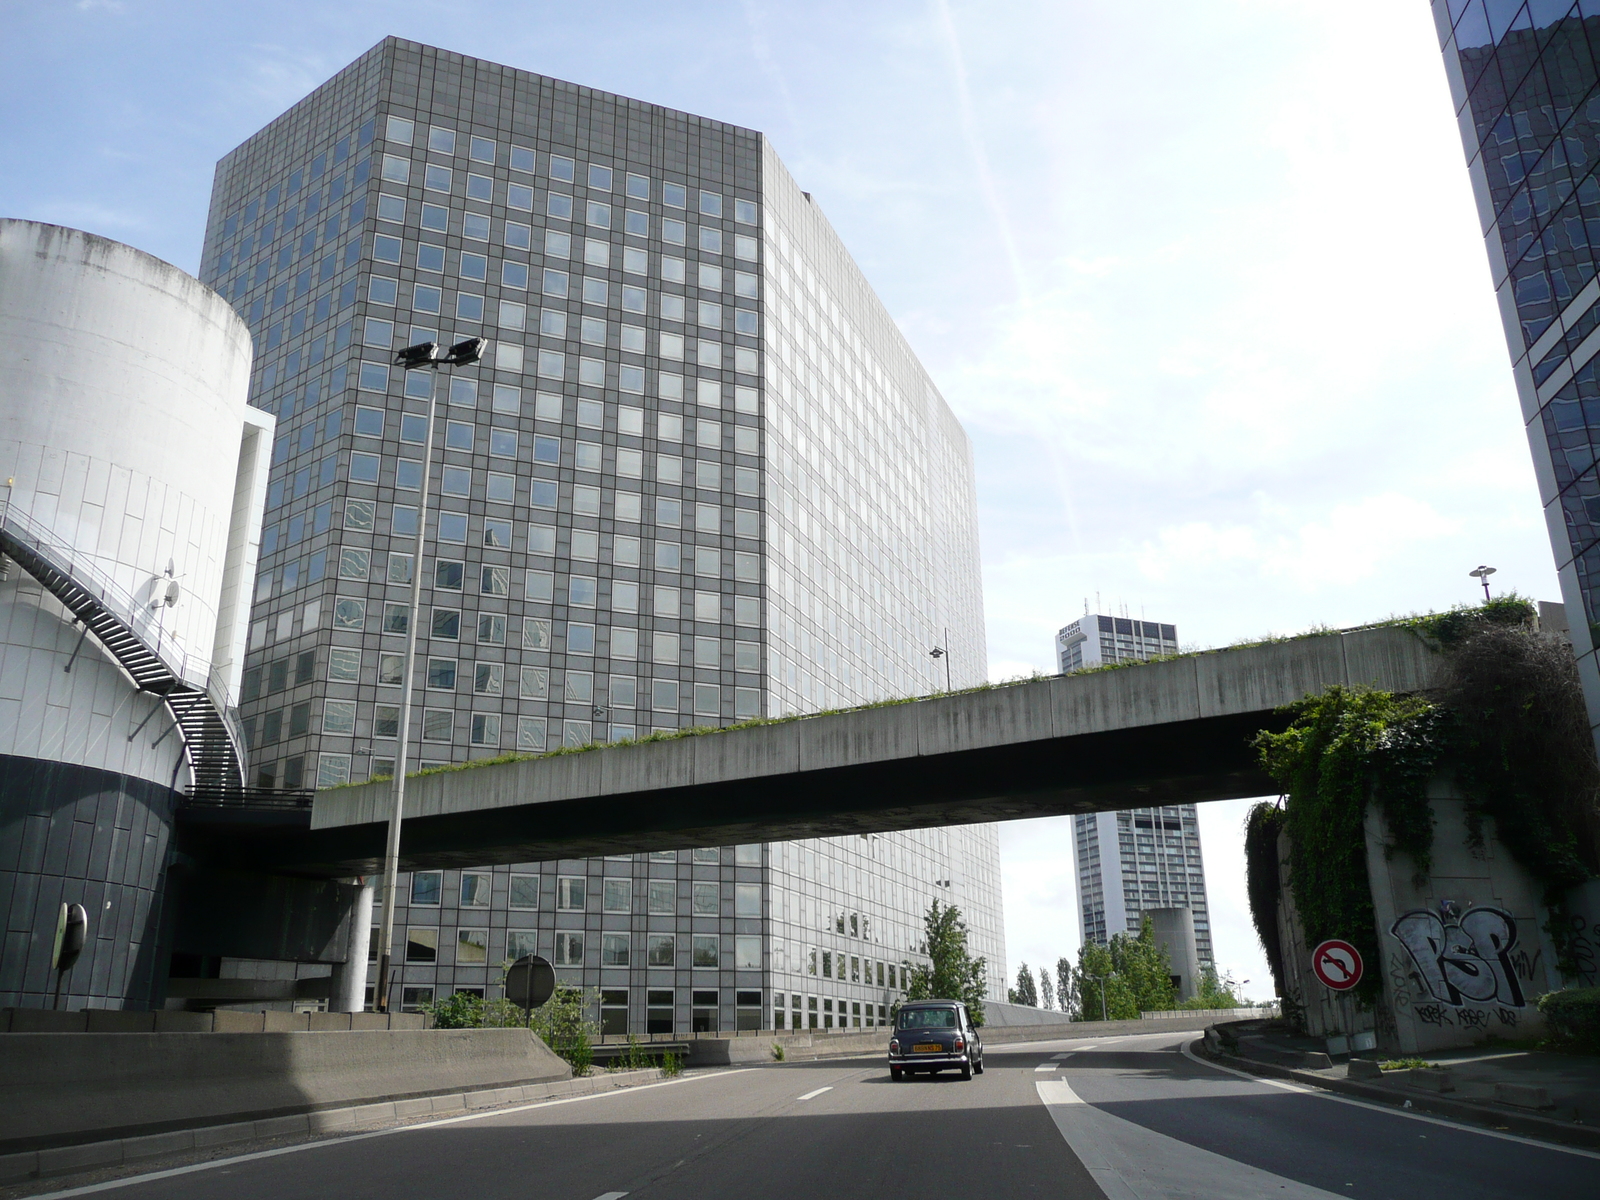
[1050,1052,1073,1060]
[797,1086,834,1101]
[590,1193,629,1199]
[1035,1078,1346,1200]
[1034,1064,1059,1072]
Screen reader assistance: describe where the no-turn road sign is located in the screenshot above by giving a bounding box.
[1310,939,1363,991]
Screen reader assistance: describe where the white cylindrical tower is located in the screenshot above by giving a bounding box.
[0,220,273,1009]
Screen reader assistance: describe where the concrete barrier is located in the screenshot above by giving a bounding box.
[0,1008,431,1033]
[0,1028,569,1154]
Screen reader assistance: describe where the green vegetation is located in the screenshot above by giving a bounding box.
[1379,1057,1437,1071]
[1247,596,1600,1006]
[1009,963,1039,1007]
[771,1042,786,1062]
[903,899,989,1024]
[607,1035,658,1073]
[1538,988,1600,1050]
[1069,916,1178,1021]
[1181,967,1245,1010]
[530,984,598,1075]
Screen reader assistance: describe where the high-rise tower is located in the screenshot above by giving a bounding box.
[198,38,1004,1029]
[1433,1,1600,744]
[1059,613,1213,975]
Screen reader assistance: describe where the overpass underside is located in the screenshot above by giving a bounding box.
[254,625,1439,877]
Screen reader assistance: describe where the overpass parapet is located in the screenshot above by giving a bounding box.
[308,624,1441,860]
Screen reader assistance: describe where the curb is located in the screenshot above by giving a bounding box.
[0,1067,669,1186]
[1194,1040,1600,1152]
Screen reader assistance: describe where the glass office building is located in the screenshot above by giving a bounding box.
[198,38,1003,1029]
[1434,0,1600,741]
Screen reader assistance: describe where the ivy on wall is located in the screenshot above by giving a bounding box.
[1248,597,1600,1006]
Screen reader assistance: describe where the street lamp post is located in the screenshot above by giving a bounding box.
[1469,564,1497,602]
[371,337,485,1013]
[928,627,951,693]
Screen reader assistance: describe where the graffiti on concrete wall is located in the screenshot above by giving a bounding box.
[1388,905,1526,1009]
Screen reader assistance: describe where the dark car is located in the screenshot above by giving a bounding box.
[888,1000,984,1081]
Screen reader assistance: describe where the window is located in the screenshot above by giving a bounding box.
[466,172,493,201]
[554,932,583,966]
[428,125,456,153]
[735,936,761,970]
[381,155,410,184]
[698,263,722,291]
[699,226,723,254]
[470,713,501,746]
[322,699,356,735]
[598,934,630,969]
[327,648,360,682]
[700,191,723,218]
[431,608,461,639]
[422,708,453,741]
[567,623,596,654]
[736,883,761,917]
[386,116,414,144]
[662,256,685,284]
[648,880,676,915]
[518,715,546,751]
[603,878,632,913]
[692,935,718,968]
[509,874,539,910]
[405,927,438,964]
[556,876,586,912]
[474,662,504,693]
[735,198,757,224]
[460,872,491,907]
[378,653,405,685]
[692,882,719,916]
[524,617,552,650]
[457,928,489,965]
[648,935,675,968]
[333,598,366,630]
[586,200,611,228]
[427,659,457,689]
[373,704,400,738]
[369,274,398,304]
[411,871,442,905]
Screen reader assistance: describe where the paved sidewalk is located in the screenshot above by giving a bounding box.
[1205,1019,1600,1147]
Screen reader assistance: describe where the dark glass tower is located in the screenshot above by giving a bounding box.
[1435,0,1600,739]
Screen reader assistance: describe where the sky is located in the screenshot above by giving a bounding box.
[0,1,1561,1005]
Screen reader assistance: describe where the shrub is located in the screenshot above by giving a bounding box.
[530,985,598,1075]
[424,991,485,1029]
[1538,988,1600,1048]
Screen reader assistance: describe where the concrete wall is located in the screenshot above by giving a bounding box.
[1275,780,1566,1053]
[0,1027,569,1153]
[1365,786,1562,1054]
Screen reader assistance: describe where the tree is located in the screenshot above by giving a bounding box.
[903,899,989,1024]
[1039,966,1056,1011]
[1056,955,1078,1020]
[1070,917,1176,1021]
[1181,967,1244,1010]
[1011,962,1039,1006]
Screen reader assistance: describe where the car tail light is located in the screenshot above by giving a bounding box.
[889,1039,900,1053]
[953,1038,965,1051]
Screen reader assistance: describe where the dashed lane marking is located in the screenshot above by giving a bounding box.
[797,1086,834,1101]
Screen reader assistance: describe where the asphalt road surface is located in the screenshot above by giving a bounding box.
[36,1030,1597,1200]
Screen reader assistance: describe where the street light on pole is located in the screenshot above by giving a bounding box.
[928,627,951,693]
[1469,564,1497,602]
[371,335,485,1013]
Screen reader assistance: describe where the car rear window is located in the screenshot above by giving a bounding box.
[897,1007,957,1029]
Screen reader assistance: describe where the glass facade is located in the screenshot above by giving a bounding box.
[198,38,1003,1026]
[1434,0,1600,739]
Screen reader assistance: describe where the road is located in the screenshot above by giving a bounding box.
[36,1030,1596,1200]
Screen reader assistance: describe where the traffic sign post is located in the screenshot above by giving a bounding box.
[1310,939,1363,991]
[504,954,555,1025]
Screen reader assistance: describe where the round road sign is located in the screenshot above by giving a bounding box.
[504,954,555,1010]
[1310,939,1363,991]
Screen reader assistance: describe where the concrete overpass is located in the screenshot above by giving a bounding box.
[258,624,1438,877]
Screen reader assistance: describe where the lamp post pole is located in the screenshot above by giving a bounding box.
[372,338,483,1013]
[928,627,951,693]
[1469,564,1497,603]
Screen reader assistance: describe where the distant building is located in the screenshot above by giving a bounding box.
[1056,614,1177,674]
[1060,612,1213,973]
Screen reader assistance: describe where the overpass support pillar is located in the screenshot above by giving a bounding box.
[330,878,374,1012]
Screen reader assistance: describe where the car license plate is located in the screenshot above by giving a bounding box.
[913,1043,943,1053]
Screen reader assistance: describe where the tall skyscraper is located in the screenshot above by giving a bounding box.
[198,38,1005,1030]
[1060,614,1212,970]
[1433,2,1600,743]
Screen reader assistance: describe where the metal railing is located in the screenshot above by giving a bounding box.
[0,491,248,795]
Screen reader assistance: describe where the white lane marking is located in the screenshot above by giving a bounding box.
[591,1194,629,1200]
[1177,1039,1600,1161]
[796,1086,834,1101]
[1050,1052,1073,1060]
[1036,1078,1347,1200]
[1034,1064,1059,1072]
[26,1070,758,1199]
